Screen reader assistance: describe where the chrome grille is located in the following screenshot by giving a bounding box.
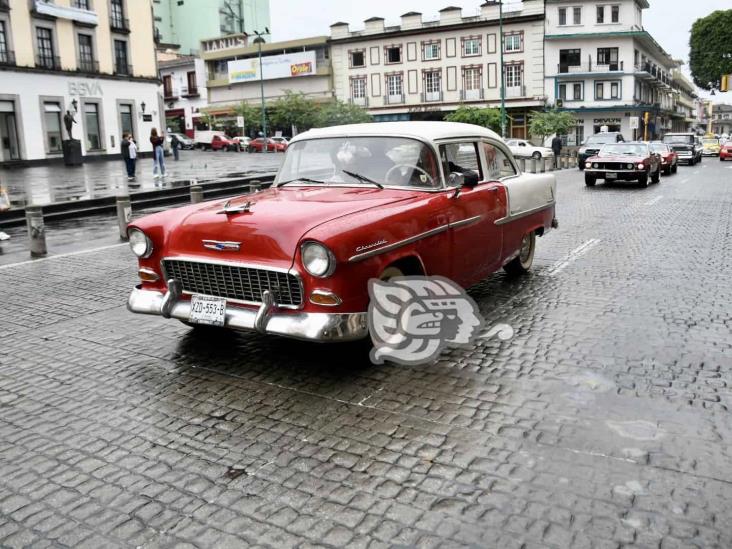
[162,259,303,307]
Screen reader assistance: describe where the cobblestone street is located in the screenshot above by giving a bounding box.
[1,160,732,548]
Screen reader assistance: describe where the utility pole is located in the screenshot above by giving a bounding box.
[253,29,269,152]
[499,0,507,139]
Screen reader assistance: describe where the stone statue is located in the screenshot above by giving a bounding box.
[64,110,77,140]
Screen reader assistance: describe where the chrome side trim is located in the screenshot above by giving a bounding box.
[450,215,483,229]
[347,224,449,263]
[494,202,555,226]
[127,286,369,342]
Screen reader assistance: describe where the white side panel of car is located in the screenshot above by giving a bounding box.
[503,173,557,217]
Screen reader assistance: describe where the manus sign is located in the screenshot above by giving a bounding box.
[228,51,316,84]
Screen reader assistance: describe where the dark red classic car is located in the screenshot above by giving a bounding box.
[649,142,678,175]
[584,142,662,187]
[127,122,557,342]
[720,141,732,161]
[248,138,287,153]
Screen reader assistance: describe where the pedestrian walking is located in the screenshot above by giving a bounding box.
[121,133,137,181]
[150,128,166,179]
[551,134,563,169]
[170,132,180,161]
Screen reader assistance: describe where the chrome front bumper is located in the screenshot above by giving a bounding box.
[127,284,369,342]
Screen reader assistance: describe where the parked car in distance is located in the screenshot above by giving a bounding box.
[233,136,251,151]
[248,137,287,153]
[701,136,721,157]
[211,134,240,151]
[194,130,238,151]
[167,132,195,150]
[648,142,678,175]
[126,122,558,342]
[506,139,554,160]
[584,142,661,187]
[578,132,626,170]
[271,136,289,146]
[661,133,703,165]
[720,141,732,161]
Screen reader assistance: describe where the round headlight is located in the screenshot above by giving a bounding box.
[627,163,634,170]
[592,163,599,169]
[637,163,645,169]
[128,228,152,258]
[301,241,335,278]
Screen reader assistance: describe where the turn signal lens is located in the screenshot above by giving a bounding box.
[138,268,160,282]
[309,290,342,307]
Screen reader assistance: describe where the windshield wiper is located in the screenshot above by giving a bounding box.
[277,177,327,187]
[341,169,384,189]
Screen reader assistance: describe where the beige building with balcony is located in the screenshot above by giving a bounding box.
[0,0,161,165]
[201,35,332,127]
[329,1,546,138]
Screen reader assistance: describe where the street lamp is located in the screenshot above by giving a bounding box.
[499,0,507,139]
[253,28,269,153]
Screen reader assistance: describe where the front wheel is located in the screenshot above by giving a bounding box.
[651,169,660,184]
[638,173,649,187]
[585,174,596,186]
[663,166,671,176]
[532,151,542,160]
[672,163,678,173]
[504,232,536,276]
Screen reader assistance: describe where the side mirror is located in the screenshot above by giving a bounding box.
[448,172,464,187]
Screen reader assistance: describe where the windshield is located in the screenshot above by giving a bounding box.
[585,134,619,146]
[702,138,719,145]
[276,137,441,189]
[663,135,694,144]
[649,144,668,153]
[598,143,648,156]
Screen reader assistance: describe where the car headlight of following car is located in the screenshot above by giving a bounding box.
[627,163,634,169]
[301,241,336,278]
[128,228,153,258]
[592,163,599,169]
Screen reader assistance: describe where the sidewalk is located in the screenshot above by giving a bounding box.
[0,149,284,208]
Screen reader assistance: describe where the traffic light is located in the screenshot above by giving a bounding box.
[722,74,730,93]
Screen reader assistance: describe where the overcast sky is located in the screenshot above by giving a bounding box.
[270,0,730,102]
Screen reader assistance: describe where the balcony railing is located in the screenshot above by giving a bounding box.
[77,57,99,73]
[164,89,179,100]
[349,96,368,107]
[0,50,15,66]
[505,85,526,99]
[421,91,444,103]
[384,94,405,105]
[36,54,61,70]
[110,16,130,32]
[558,60,623,74]
[181,86,199,97]
[114,62,133,76]
[460,88,485,101]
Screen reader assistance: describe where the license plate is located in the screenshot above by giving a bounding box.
[189,295,226,326]
[606,172,618,179]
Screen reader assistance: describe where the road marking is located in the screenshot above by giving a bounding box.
[644,195,663,206]
[547,238,601,276]
[0,242,127,271]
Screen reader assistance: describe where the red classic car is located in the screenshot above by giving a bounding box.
[127,122,558,342]
[248,138,287,153]
[649,142,678,175]
[583,142,662,187]
[210,134,239,151]
[720,141,732,161]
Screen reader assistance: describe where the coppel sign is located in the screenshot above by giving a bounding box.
[228,50,316,84]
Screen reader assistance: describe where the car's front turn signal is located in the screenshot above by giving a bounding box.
[138,268,160,282]
[309,290,342,307]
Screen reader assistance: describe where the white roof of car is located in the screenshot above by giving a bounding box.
[290,121,502,144]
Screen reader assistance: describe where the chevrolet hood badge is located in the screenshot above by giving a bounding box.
[202,240,241,251]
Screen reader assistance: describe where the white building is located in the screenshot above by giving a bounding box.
[329,1,546,139]
[0,0,163,166]
[544,0,677,144]
[159,54,208,137]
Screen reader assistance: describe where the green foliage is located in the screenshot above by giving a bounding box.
[314,100,373,127]
[444,107,501,132]
[269,91,319,132]
[689,10,732,90]
[529,109,576,141]
[234,102,265,133]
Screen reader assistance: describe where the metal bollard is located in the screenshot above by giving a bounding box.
[249,179,262,193]
[116,195,131,240]
[519,158,526,172]
[190,185,203,203]
[531,158,537,173]
[25,205,47,257]
[540,158,546,173]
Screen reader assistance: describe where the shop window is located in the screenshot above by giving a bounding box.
[84,102,101,150]
[43,102,62,152]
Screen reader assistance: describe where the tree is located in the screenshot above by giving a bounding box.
[269,91,319,134]
[529,109,576,142]
[234,101,265,134]
[444,107,501,133]
[315,100,372,127]
[689,10,732,91]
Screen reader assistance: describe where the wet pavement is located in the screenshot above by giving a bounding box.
[1,160,732,547]
[0,150,283,207]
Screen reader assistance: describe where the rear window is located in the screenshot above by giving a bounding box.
[663,135,694,144]
[586,134,620,145]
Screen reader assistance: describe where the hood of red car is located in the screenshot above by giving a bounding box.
[164,186,418,266]
[587,154,645,163]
